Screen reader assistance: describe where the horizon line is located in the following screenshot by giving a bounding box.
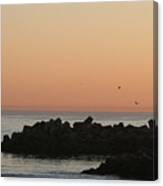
[2,108,153,113]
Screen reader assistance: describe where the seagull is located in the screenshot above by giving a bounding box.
[117,86,121,90]
[134,101,139,105]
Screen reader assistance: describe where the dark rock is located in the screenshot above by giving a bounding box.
[139,125,148,129]
[55,118,62,125]
[84,116,93,124]
[63,121,71,128]
[82,153,157,180]
[118,122,124,128]
[3,135,10,142]
[73,117,93,130]
[1,116,157,179]
[73,121,83,129]
[113,122,124,128]
[49,118,55,123]
[11,132,21,140]
[23,125,32,133]
[148,119,156,129]
[92,122,102,128]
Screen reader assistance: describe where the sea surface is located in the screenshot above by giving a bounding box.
[1,111,153,179]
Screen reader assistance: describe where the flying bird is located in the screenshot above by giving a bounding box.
[134,101,139,105]
[117,86,121,90]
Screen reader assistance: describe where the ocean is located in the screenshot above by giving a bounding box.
[1,111,153,179]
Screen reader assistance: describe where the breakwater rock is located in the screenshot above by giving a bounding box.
[2,117,157,159]
[82,152,157,180]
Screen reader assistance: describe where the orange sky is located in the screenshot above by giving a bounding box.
[2,1,154,112]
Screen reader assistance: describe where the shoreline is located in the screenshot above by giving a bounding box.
[1,116,157,180]
[1,172,120,180]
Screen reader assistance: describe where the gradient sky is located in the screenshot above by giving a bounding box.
[2,1,154,112]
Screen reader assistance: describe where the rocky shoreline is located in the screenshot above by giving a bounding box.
[1,116,157,180]
[82,152,157,180]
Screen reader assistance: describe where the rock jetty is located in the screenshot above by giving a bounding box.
[1,117,157,180]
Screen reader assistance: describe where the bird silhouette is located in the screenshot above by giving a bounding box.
[134,101,139,105]
[117,86,121,90]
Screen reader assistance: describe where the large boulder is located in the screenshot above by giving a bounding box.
[82,153,157,180]
[84,116,93,124]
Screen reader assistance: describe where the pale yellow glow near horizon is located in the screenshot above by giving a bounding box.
[2,1,154,112]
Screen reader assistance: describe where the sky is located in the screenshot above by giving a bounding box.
[2,1,155,112]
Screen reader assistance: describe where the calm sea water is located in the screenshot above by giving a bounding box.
[1,111,153,179]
